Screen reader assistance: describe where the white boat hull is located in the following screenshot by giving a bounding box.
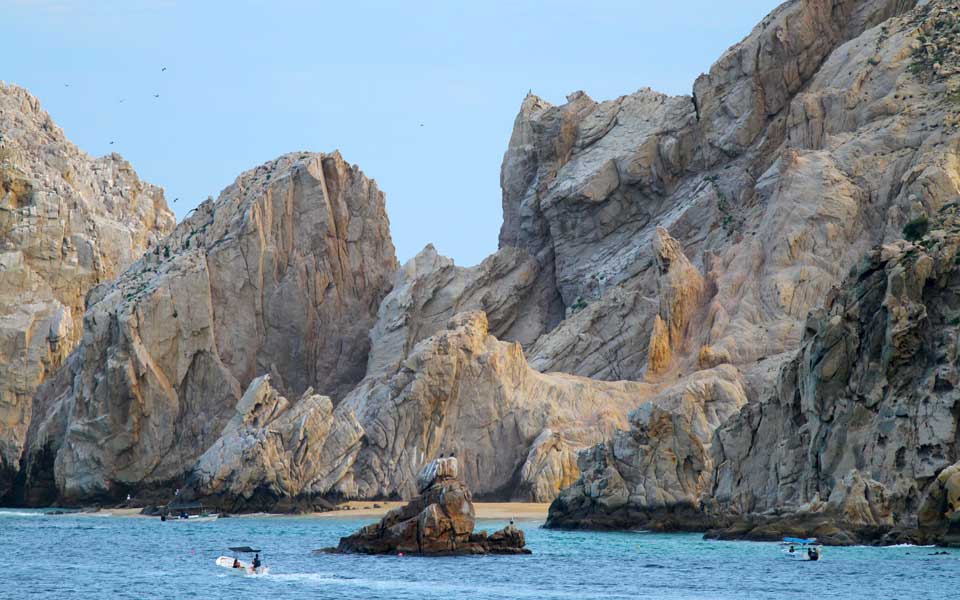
[216,556,268,575]
[167,514,219,523]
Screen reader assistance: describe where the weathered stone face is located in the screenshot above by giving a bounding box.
[19,151,397,503]
[543,0,960,538]
[187,310,662,505]
[0,83,174,500]
[709,210,960,543]
[545,366,748,530]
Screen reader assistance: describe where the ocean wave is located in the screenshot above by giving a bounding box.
[0,510,44,517]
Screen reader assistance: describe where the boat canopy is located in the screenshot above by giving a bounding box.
[228,546,261,553]
[782,537,817,545]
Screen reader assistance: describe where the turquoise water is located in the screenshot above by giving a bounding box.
[4,509,958,599]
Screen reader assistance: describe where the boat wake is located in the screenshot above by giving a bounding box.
[268,572,632,598]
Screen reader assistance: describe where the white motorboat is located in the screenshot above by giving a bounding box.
[167,513,219,523]
[216,547,268,575]
[781,537,823,561]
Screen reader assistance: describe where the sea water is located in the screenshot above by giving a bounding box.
[3,509,958,599]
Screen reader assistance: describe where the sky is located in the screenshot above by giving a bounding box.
[4,0,781,266]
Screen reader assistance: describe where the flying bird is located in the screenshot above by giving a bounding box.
[153,94,160,98]
[64,83,70,87]
[119,99,125,103]
[161,67,167,72]
[109,141,115,145]
[173,197,178,203]
[419,123,424,127]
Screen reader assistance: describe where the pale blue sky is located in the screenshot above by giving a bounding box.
[4,0,780,265]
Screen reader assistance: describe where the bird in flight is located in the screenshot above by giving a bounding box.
[119,99,125,103]
[173,197,179,203]
[153,94,160,98]
[109,141,115,145]
[64,84,70,88]
[419,123,424,127]
[161,67,167,72]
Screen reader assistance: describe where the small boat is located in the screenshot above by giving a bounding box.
[159,501,219,523]
[166,513,219,523]
[216,546,268,575]
[781,537,823,561]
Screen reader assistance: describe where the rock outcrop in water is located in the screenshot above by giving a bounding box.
[18,151,396,504]
[0,83,174,500]
[331,457,530,555]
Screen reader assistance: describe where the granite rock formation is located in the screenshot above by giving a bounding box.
[330,457,530,555]
[546,0,960,539]
[554,204,960,544]
[0,83,174,500]
[18,151,396,504]
[918,461,960,545]
[708,207,960,544]
[188,310,658,505]
[545,366,747,530]
[11,0,960,530]
[188,374,362,512]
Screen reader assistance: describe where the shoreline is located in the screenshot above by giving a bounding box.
[3,501,550,521]
[4,505,956,548]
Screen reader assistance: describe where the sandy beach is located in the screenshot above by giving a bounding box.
[91,502,550,521]
[309,501,549,521]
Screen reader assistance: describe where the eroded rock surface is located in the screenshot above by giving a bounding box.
[708,207,960,544]
[0,83,174,499]
[330,457,530,555]
[189,311,658,505]
[188,374,361,512]
[545,366,747,530]
[18,151,396,504]
[545,0,960,537]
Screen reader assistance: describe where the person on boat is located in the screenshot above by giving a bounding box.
[808,547,819,560]
[160,513,167,522]
[788,545,795,553]
[252,553,261,570]
[232,558,241,569]
[179,511,189,519]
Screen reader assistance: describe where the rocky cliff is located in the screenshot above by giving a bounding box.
[9,0,960,528]
[17,151,396,504]
[547,0,960,542]
[707,207,960,544]
[188,311,658,506]
[0,83,174,500]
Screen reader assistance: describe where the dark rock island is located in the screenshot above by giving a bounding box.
[329,458,530,556]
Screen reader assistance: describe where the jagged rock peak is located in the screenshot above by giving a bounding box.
[18,148,397,505]
[0,82,174,501]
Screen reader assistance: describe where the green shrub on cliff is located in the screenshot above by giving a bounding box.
[903,216,929,242]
